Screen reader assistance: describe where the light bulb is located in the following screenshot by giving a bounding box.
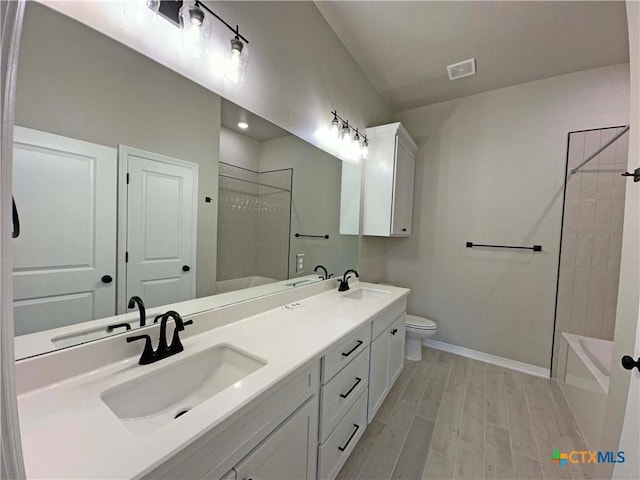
[362,139,369,159]
[330,115,340,137]
[226,37,249,83]
[341,123,350,140]
[123,0,160,28]
[238,122,249,129]
[179,2,211,58]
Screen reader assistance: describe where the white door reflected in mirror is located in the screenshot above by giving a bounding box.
[12,127,117,336]
[120,146,198,312]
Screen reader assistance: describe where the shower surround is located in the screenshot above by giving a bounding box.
[217,163,292,285]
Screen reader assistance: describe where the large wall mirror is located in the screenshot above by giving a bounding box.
[13,2,360,360]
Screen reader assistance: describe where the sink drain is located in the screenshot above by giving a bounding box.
[174,408,191,419]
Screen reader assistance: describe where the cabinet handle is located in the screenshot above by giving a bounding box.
[12,197,20,239]
[390,328,398,336]
[341,340,363,357]
[338,424,360,452]
[340,377,362,399]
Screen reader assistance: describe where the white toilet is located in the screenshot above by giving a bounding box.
[405,314,437,361]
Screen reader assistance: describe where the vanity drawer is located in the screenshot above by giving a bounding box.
[317,390,368,480]
[319,346,369,442]
[322,323,371,383]
[371,298,407,339]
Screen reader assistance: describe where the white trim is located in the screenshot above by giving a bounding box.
[1,0,27,477]
[116,145,199,313]
[423,338,550,378]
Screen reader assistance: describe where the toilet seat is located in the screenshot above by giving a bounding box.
[406,314,437,331]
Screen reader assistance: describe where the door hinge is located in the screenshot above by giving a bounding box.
[126,173,130,184]
[125,251,129,263]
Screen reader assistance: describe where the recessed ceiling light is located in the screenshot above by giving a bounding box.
[447,58,477,81]
[238,121,249,129]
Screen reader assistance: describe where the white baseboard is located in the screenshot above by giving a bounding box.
[423,339,550,378]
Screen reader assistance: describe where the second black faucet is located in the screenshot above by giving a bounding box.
[126,310,193,365]
[338,269,360,292]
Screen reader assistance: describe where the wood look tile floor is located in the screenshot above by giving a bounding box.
[336,347,597,480]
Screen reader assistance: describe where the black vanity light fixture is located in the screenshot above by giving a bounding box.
[318,110,369,161]
[123,0,249,83]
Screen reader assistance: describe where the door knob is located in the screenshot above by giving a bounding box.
[101,275,113,284]
[182,265,191,272]
[621,355,640,372]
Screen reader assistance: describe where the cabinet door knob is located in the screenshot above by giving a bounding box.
[390,328,398,335]
[101,275,113,284]
[402,228,407,232]
[182,265,191,272]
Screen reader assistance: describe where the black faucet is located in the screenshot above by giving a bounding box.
[338,269,359,292]
[128,296,146,327]
[126,334,156,365]
[126,310,193,365]
[157,310,193,359]
[314,265,328,280]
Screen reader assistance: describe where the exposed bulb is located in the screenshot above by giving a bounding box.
[179,2,211,58]
[340,122,350,140]
[330,115,340,137]
[362,139,369,159]
[226,36,249,83]
[123,0,160,28]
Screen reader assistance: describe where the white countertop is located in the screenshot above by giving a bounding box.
[17,282,409,479]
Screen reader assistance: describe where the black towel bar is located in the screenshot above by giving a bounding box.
[466,242,542,252]
[295,233,330,239]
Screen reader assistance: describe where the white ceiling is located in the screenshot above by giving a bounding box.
[221,98,288,142]
[315,1,629,111]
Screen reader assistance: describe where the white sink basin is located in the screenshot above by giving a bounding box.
[342,288,390,302]
[101,344,267,436]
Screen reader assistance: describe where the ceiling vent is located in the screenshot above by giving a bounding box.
[447,58,477,81]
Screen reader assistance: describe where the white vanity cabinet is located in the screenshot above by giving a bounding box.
[317,324,371,480]
[362,122,417,237]
[232,396,318,480]
[368,312,406,423]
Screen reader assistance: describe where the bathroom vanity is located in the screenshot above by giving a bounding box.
[15,280,409,480]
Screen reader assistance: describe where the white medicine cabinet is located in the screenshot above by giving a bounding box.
[362,122,417,237]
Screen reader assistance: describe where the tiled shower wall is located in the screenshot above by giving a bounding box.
[217,163,291,282]
[556,127,628,342]
[256,170,292,280]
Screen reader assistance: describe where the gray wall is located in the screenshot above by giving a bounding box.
[219,127,260,171]
[259,135,359,279]
[15,3,221,298]
[386,64,630,369]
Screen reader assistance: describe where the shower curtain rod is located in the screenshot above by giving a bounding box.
[570,125,630,174]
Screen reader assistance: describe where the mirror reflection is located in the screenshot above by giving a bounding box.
[12,2,359,359]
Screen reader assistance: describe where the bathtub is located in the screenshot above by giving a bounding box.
[557,333,613,449]
[215,276,278,294]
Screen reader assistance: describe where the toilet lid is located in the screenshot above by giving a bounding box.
[406,314,437,330]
